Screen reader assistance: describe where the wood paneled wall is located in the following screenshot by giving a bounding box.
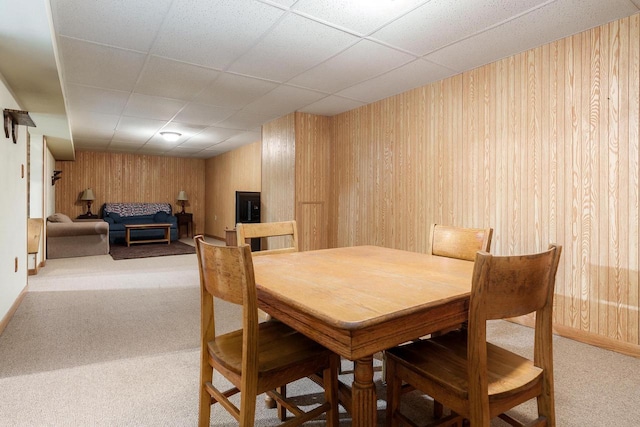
[262,114,296,227]
[261,113,332,251]
[295,112,332,251]
[327,15,639,351]
[55,151,206,234]
[204,141,261,240]
[331,76,463,251]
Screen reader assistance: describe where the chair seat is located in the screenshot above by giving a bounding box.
[209,320,334,391]
[387,330,543,403]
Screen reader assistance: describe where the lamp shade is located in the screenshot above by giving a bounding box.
[177,190,188,201]
[81,188,95,201]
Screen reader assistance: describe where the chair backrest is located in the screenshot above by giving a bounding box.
[236,221,299,256]
[428,223,493,261]
[194,235,259,374]
[469,245,561,322]
[466,244,562,420]
[28,218,43,254]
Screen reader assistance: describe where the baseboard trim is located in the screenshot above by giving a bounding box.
[0,284,28,336]
[508,316,640,359]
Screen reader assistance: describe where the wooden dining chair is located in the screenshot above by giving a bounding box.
[236,220,298,256]
[385,244,562,427]
[194,235,340,427]
[428,224,493,336]
[428,223,493,261]
[236,220,310,412]
[377,224,495,384]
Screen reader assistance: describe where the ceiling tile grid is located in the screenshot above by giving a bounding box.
[27,0,636,158]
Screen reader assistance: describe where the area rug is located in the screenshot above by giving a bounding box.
[109,241,196,260]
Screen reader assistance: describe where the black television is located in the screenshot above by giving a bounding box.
[235,191,260,224]
[235,191,261,251]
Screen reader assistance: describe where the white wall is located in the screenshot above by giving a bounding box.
[0,74,28,325]
[28,134,45,270]
[45,143,55,218]
[29,134,44,217]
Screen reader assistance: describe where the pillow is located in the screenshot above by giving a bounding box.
[106,212,121,223]
[47,213,72,223]
[154,211,169,223]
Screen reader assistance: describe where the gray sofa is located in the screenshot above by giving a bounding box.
[102,202,178,244]
[46,213,110,259]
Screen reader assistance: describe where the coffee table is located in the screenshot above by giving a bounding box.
[124,223,172,247]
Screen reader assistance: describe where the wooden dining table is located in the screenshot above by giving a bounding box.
[252,245,475,426]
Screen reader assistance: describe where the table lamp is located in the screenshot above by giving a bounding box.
[177,190,188,214]
[81,188,95,216]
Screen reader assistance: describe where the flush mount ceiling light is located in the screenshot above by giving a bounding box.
[160,131,181,142]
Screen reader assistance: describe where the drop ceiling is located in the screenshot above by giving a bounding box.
[2,0,639,160]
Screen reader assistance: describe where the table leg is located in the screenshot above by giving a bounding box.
[351,356,377,427]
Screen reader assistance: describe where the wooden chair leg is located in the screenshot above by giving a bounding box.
[434,400,444,419]
[385,357,401,427]
[277,385,287,421]
[324,355,340,427]
[198,365,213,427]
[239,385,257,427]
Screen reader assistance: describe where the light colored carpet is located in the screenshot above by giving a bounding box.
[2,239,639,426]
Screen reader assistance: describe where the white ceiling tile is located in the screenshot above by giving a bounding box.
[188,127,243,145]
[111,131,147,142]
[115,117,166,138]
[243,85,327,116]
[425,0,640,73]
[371,0,550,56]
[68,110,120,135]
[72,138,111,150]
[337,59,456,103]
[152,0,285,69]
[291,0,429,35]
[289,39,415,93]
[209,137,255,152]
[173,103,236,126]
[176,139,216,149]
[194,73,279,109]
[70,125,115,141]
[161,123,208,136]
[108,140,145,150]
[52,0,172,52]
[259,0,297,7]
[298,95,366,116]
[123,94,185,121]
[58,37,147,91]
[65,84,129,115]
[142,138,181,149]
[167,146,204,156]
[225,130,261,145]
[215,111,277,130]
[228,13,359,82]
[134,56,221,101]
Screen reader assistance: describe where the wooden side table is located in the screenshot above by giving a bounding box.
[77,213,98,220]
[175,212,193,238]
[225,228,237,246]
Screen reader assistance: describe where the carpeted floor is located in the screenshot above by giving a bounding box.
[109,240,196,260]
[3,244,640,426]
